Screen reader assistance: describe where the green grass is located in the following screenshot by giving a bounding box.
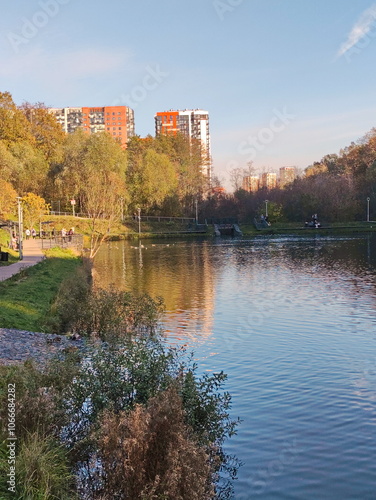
[240,220,376,236]
[0,228,19,266]
[0,247,81,332]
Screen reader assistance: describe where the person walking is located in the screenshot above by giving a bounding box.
[31,228,36,239]
[25,229,31,240]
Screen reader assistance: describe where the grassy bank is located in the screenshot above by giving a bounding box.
[0,247,81,331]
[240,221,376,236]
[0,228,18,266]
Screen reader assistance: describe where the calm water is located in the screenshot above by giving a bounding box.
[95,235,376,499]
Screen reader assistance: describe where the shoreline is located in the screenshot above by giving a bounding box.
[0,328,84,366]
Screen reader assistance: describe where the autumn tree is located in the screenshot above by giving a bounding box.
[22,192,50,230]
[0,91,34,147]
[20,102,66,163]
[0,180,17,219]
[57,130,128,258]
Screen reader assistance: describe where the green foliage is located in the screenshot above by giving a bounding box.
[0,248,81,331]
[63,335,239,498]
[0,433,76,500]
[44,259,92,334]
[47,274,164,337]
[0,285,239,498]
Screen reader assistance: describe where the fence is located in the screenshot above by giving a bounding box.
[123,215,196,223]
[41,234,84,251]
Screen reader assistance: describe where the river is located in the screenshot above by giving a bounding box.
[94,234,376,499]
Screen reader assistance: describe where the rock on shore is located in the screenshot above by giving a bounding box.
[0,328,84,365]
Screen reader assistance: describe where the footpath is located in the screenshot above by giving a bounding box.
[0,239,45,282]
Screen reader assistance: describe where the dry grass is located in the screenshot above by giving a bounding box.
[97,386,214,500]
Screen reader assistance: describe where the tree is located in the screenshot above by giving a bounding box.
[229,167,245,192]
[9,141,49,195]
[22,192,50,230]
[0,91,34,147]
[0,179,17,219]
[20,102,66,163]
[56,131,127,258]
[0,140,18,183]
[127,148,177,212]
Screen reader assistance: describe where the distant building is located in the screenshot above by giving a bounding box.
[242,176,260,192]
[49,106,135,148]
[279,166,296,188]
[261,172,277,190]
[155,109,211,180]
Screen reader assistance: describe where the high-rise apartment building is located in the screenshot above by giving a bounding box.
[155,109,211,179]
[261,172,277,190]
[242,176,260,192]
[49,106,135,148]
[279,166,296,188]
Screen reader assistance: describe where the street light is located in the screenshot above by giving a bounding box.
[265,199,269,219]
[120,197,124,222]
[16,197,23,260]
[367,197,370,222]
[137,207,141,235]
[195,199,198,224]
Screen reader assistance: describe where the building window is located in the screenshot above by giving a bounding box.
[113,127,116,130]
[118,127,122,130]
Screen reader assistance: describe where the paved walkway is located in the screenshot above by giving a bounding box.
[0,239,45,282]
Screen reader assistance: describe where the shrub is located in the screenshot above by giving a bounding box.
[44,258,92,334]
[62,336,239,498]
[96,386,214,499]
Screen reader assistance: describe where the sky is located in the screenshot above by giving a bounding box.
[1,0,376,190]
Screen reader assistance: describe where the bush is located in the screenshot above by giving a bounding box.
[44,258,92,334]
[46,262,164,339]
[62,337,239,499]
[96,386,213,499]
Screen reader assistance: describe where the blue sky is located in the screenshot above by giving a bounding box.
[1,0,376,189]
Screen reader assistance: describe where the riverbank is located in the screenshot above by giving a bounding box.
[0,328,85,365]
[240,221,376,236]
[38,215,376,240]
[0,247,82,332]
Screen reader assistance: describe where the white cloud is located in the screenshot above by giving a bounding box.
[338,3,376,57]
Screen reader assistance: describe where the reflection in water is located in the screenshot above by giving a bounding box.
[94,234,376,499]
[95,239,217,342]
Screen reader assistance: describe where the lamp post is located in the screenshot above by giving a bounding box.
[16,197,23,260]
[120,197,124,222]
[71,198,76,217]
[195,199,198,224]
[137,207,141,235]
[367,197,370,222]
[265,199,269,219]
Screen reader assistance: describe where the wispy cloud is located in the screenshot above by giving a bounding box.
[338,3,376,57]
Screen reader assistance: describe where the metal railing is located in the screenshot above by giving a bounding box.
[41,234,84,251]
[124,215,196,223]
